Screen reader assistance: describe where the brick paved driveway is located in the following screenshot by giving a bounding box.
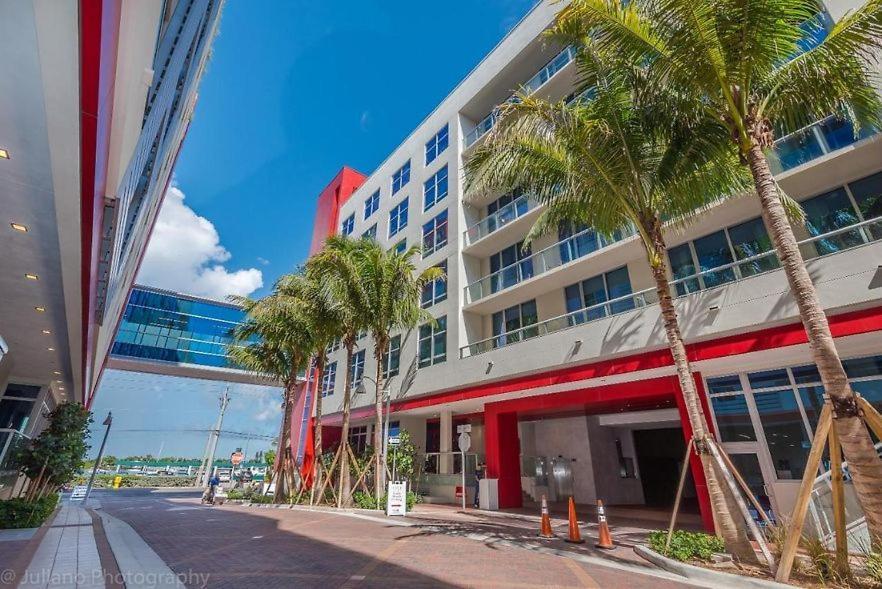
[95,490,701,589]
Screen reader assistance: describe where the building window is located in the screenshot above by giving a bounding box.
[362,224,377,240]
[492,300,538,349]
[421,260,448,308]
[418,316,447,368]
[423,165,448,211]
[349,425,369,453]
[392,160,411,195]
[321,362,337,397]
[558,222,631,264]
[425,124,449,165]
[349,349,365,389]
[422,210,448,257]
[364,190,380,219]
[707,355,882,483]
[383,335,401,378]
[389,198,409,238]
[489,242,533,293]
[564,266,634,325]
[390,239,406,255]
[341,213,355,237]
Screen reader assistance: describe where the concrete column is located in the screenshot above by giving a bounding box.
[439,410,453,474]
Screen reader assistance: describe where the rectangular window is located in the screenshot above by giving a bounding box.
[349,349,365,389]
[727,217,779,277]
[422,210,448,256]
[486,190,529,233]
[389,198,409,238]
[392,160,411,195]
[692,230,736,288]
[341,213,355,237]
[492,300,538,348]
[418,316,447,368]
[423,165,449,211]
[362,224,377,240]
[425,124,449,165]
[391,239,406,255]
[383,335,401,378]
[754,389,810,480]
[349,425,369,454]
[490,241,533,293]
[364,190,380,219]
[802,187,863,254]
[321,362,337,397]
[564,266,633,325]
[421,260,448,308]
[710,393,756,442]
[849,171,882,239]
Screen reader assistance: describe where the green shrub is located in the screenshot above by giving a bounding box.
[865,549,882,585]
[352,491,378,509]
[72,474,196,488]
[648,530,725,562]
[0,494,59,529]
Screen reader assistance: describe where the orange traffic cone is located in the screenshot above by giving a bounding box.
[595,499,614,549]
[538,494,554,539]
[565,496,584,544]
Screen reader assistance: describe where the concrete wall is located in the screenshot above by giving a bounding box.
[586,418,645,505]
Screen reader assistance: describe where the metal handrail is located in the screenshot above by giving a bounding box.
[463,194,540,245]
[464,224,637,303]
[464,46,576,148]
[460,216,882,357]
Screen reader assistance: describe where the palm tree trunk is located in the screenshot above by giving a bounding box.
[338,342,355,507]
[313,355,325,495]
[274,378,296,502]
[373,340,387,502]
[645,219,759,563]
[746,141,882,541]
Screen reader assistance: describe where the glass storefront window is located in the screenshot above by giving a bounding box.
[753,390,810,479]
[748,369,791,389]
[842,355,882,379]
[711,394,756,442]
[0,398,35,431]
[851,380,882,417]
[707,375,743,394]
[791,364,821,385]
[728,454,772,509]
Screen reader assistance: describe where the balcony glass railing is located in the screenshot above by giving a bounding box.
[464,225,636,303]
[768,116,876,174]
[460,216,882,357]
[464,46,576,149]
[464,195,540,245]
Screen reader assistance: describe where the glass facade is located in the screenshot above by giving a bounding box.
[111,286,247,369]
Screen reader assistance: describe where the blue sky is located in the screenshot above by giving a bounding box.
[92,0,538,458]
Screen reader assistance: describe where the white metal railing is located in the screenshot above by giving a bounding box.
[460,216,882,357]
[464,224,637,303]
[768,115,876,175]
[463,194,540,245]
[464,46,576,148]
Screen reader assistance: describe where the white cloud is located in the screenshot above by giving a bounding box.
[137,184,263,300]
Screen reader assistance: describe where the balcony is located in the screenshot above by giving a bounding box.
[464,46,577,150]
[460,216,882,358]
[768,116,877,175]
[464,224,636,304]
[463,194,541,249]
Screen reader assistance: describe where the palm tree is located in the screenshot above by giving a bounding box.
[555,0,882,544]
[229,286,315,501]
[465,48,759,558]
[307,236,372,506]
[274,272,343,498]
[356,240,444,500]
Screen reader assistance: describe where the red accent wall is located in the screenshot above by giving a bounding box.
[79,0,121,406]
[309,167,367,255]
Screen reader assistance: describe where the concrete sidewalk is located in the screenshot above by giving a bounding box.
[10,500,185,589]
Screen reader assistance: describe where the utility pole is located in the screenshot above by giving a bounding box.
[201,389,230,488]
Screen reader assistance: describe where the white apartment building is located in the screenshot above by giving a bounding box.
[308,0,882,531]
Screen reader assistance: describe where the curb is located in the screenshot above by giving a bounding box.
[634,545,793,589]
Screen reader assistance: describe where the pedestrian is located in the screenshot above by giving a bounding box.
[473,462,484,508]
[205,474,221,505]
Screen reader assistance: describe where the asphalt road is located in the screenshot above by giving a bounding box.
[94,489,703,588]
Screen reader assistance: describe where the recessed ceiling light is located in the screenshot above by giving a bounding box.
[53,371,61,375]
[47,347,54,351]
[25,274,38,281]
[42,329,51,335]
[10,223,27,232]
[34,306,45,312]
[0,149,8,159]
[58,387,65,391]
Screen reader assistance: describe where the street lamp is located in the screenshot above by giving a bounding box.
[84,412,113,503]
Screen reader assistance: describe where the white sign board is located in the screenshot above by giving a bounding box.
[456,424,472,434]
[264,482,276,497]
[458,432,471,453]
[388,435,400,446]
[386,481,407,516]
[70,485,88,501]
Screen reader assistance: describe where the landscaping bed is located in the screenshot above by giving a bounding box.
[0,494,59,529]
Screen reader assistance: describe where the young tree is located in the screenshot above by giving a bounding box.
[355,240,443,500]
[556,0,882,544]
[465,48,758,557]
[229,285,315,501]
